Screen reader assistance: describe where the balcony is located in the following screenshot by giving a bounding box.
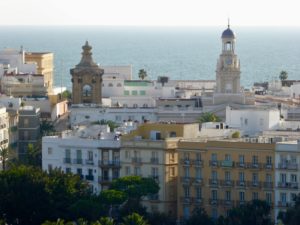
[236,162,246,168]
[194,197,203,205]
[63,158,72,164]
[277,201,292,208]
[235,180,246,188]
[193,178,203,186]
[73,158,83,164]
[181,177,192,184]
[264,164,273,170]
[150,158,159,164]
[209,198,219,206]
[209,179,219,187]
[220,199,234,207]
[263,182,273,189]
[277,163,298,170]
[277,182,299,189]
[180,196,192,204]
[209,160,219,167]
[85,175,94,181]
[246,162,262,169]
[132,157,142,164]
[85,159,94,165]
[98,176,112,184]
[98,160,121,167]
[249,181,262,188]
[180,159,191,165]
[221,160,234,168]
[236,200,246,206]
[192,160,204,167]
[220,180,234,187]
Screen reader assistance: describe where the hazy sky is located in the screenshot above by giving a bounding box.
[1,0,299,26]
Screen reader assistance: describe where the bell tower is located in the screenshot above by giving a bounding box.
[215,22,241,94]
[70,41,104,105]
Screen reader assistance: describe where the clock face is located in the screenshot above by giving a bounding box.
[226,57,232,65]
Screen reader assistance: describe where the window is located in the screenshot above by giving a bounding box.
[225,191,231,201]
[124,90,129,96]
[184,167,190,178]
[244,118,248,125]
[211,190,218,200]
[225,154,231,161]
[225,171,231,181]
[24,118,29,126]
[211,153,217,161]
[65,149,71,159]
[184,186,190,198]
[196,153,201,161]
[195,168,202,179]
[48,147,53,155]
[196,187,202,199]
[82,84,92,97]
[184,153,190,160]
[239,155,245,164]
[252,192,259,200]
[291,174,297,183]
[212,208,218,220]
[170,167,175,177]
[115,115,122,121]
[280,193,287,203]
[291,155,297,164]
[280,173,287,183]
[113,169,119,179]
[140,90,146,95]
[239,172,245,182]
[88,151,93,161]
[183,206,190,219]
[125,151,130,159]
[117,83,122,87]
[151,167,159,177]
[169,131,176,137]
[252,155,258,165]
[266,156,272,165]
[132,90,138,96]
[48,164,53,171]
[266,174,272,183]
[142,103,148,107]
[266,192,272,204]
[125,166,131,175]
[252,173,258,183]
[239,191,245,201]
[88,169,93,176]
[291,193,297,202]
[108,83,113,87]
[133,104,138,108]
[134,167,141,176]
[65,168,71,174]
[212,171,218,180]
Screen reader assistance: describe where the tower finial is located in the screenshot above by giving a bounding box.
[228,18,230,28]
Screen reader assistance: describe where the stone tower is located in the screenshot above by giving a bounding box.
[215,24,241,94]
[70,41,104,104]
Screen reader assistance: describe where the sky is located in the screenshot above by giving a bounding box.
[1,0,300,26]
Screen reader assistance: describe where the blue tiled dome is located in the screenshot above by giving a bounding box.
[221,27,235,39]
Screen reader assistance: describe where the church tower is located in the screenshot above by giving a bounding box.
[215,23,241,94]
[70,41,104,104]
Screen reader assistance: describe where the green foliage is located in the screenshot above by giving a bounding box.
[110,176,159,199]
[279,70,288,81]
[231,131,240,138]
[138,69,147,80]
[0,166,94,225]
[62,90,72,99]
[226,200,272,225]
[96,217,115,225]
[198,112,221,123]
[122,213,149,225]
[146,211,176,225]
[40,120,56,136]
[100,189,127,205]
[186,207,214,225]
[0,146,16,171]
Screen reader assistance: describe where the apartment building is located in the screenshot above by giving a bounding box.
[42,125,123,192]
[120,123,200,217]
[0,105,9,170]
[177,140,275,221]
[274,140,300,221]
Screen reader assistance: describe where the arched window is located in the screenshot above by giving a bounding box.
[108,83,113,87]
[82,84,92,97]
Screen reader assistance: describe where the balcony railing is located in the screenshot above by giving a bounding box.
[277,163,298,170]
[277,182,299,189]
[180,159,191,165]
[235,180,246,187]
[98,176,113,184]
[73,158,83,164]
[246,162,262,169]
[209,179,219,186]
[85,175,94,181]
[248,181,262,188]
[263,182,274,189]
[193,160,204,167]
[132,157,142,164]
[85,159,94,165]
[181,176,193,184]
[236,162,246,168]
[209,160,219,167]
[236,200,246,206]
[63,158,71,164]
[219,199,234,207]
[193,178,203,185]
[220,180,234,187]
[98,160,121,167]
[221,160,234,168]
[264,164,273,170]
[209,198,219,206]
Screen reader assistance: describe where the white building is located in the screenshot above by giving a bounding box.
[290,82,300,99]
[0,105,10,170]
[274,140,300,221]
[226,106,280,136]
[42,124,124,192]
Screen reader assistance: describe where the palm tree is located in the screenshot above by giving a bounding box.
[0,146,16,171]
[93,217,115,225]
[197,112,221,123]
[122,213,149,225]
[138,69,147,80]
[279,71,288,81]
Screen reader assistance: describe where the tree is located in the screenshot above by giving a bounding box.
[279,70,288,81]
[110,176,159,216]
[231,131,240,138]
[96,217,115,225]
[186,207,214,225]
[122,213,149,225]
[138,69,147,80]
[278,194,300,225]
[62,90,72,100]
[0,146,16,171]
[146,211,176,225]
[198,112,221,123]
[40,120,56,136]
[226,200,272,225]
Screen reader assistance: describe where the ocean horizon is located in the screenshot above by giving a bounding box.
[0,26,300,89]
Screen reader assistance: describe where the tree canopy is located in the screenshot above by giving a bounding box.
[279,70,288,81]
[198,112,221,123]
[138,69,148,80]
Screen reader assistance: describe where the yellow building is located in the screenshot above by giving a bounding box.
[25,52,54,93]
[121,123,200,217]
[177,140,275,221]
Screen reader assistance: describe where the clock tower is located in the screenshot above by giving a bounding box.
[215,23,241,94]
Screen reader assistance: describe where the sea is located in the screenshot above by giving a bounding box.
[0,26,300,90]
